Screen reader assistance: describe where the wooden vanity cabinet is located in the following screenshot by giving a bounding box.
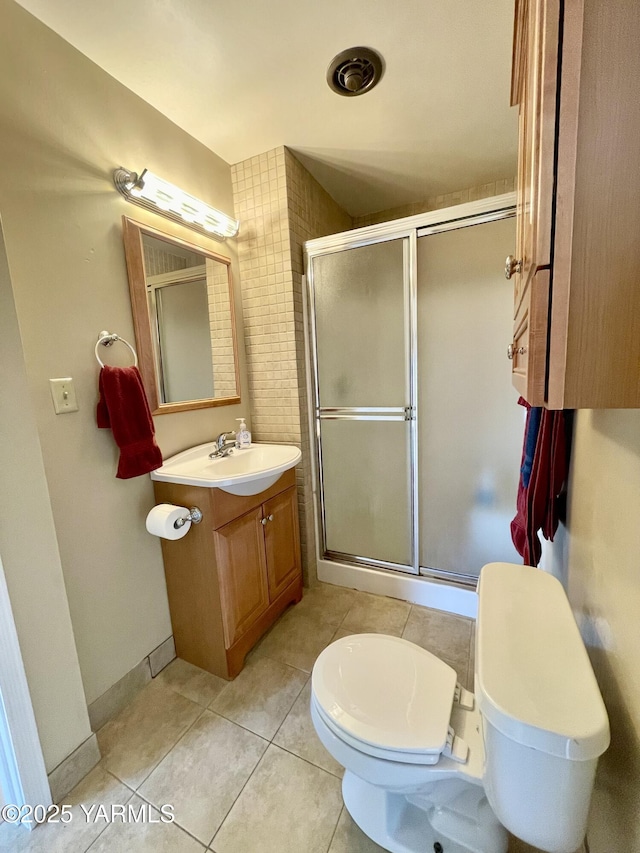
[511,0,640,408]
[153,468,302,679]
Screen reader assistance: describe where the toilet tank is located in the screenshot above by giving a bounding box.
[476,563,609,853]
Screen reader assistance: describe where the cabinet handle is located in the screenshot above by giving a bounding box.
[268,514,274,522]
[505,255,522,279]
[507,343,527,360]
[260,517,268,526]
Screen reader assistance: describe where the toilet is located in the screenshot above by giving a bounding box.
[311,563,609,853]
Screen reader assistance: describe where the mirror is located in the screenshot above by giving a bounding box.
[122,217,241,414]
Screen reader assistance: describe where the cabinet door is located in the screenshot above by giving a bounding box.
[513,0,558,293]
[214,508,269,648]
[511,0,559,402]
[263,487,301,601]
[511,268,550,405]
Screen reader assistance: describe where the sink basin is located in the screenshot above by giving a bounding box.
[150,442,302,496]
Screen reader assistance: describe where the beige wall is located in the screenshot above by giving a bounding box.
[231,147,352,582]
[0,0,248,711]
[563,410,640,850]
[0,220,91,772]
[353,177,516,228]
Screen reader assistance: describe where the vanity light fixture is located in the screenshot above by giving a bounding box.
[113,167,239,240]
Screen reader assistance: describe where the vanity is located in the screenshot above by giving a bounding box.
[118,208,304,678]
[150,442,303,679]
[119,217,304,678]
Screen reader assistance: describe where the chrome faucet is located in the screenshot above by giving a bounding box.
[209,431,236,459]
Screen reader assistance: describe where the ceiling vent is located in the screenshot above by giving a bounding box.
[327,47,384,97]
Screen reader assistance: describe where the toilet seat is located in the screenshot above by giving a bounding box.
[312,633,457,764]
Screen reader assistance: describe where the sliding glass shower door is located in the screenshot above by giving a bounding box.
[416,218,522,579]
[307,208,522,583]
[309,237,416,572]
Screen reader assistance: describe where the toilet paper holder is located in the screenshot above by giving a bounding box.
[174,507,203,529]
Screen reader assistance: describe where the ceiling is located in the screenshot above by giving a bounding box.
[15,0,518,217]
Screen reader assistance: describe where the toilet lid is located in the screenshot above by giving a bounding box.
[312,633,457,755]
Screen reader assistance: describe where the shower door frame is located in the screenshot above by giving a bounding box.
[307,231,420,575]
[305,193,517,609]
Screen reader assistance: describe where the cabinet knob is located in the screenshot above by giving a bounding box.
[268,514,274,522]
[507,343,527,360]
[261,517,268,526]
[505,255,522,279]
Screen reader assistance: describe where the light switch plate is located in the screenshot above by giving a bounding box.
[50,377,79,414]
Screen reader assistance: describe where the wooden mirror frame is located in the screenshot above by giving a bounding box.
[122,216,241,414]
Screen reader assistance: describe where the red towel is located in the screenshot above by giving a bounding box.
[97,366,163,479]
[510,397,569,565]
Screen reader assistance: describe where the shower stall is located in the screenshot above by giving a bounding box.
[305,195,523,614]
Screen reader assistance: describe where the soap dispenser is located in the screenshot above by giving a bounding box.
[235,418,251,449]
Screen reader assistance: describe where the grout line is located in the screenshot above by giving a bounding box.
[330,623,344,643]
[82,783,136,852]
[205,705,282,744]
[132,788,208,849]
[325,804,344,853]
[127,704,209,794]
[270,676,311,744]
[207,739,274,848]
[207,742,343,850]
[246,648,317,676]
[272,742,343,779]
[399,604,412,636]
[207,656,311,711]
[106,770,137,797]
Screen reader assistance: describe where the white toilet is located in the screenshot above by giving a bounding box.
[311,563,609,853]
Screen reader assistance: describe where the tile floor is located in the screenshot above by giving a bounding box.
[0,583,537,853]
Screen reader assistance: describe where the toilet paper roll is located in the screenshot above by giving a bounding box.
[145,504,191,540]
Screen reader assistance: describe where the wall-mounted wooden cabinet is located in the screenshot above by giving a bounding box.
[153,468,302,679]
[511,0,640,409]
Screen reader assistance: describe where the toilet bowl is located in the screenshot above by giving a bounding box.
[310,563,610,853]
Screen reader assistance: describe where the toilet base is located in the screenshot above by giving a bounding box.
[342,771,508,853]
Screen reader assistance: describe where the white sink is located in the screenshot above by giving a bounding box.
[150,442,302,496]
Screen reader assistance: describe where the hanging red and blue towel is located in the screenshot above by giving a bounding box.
[510,397,571,566]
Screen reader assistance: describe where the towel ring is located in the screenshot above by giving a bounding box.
[95,330,138,368]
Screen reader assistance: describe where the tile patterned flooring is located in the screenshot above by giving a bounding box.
[0,583,481,853]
